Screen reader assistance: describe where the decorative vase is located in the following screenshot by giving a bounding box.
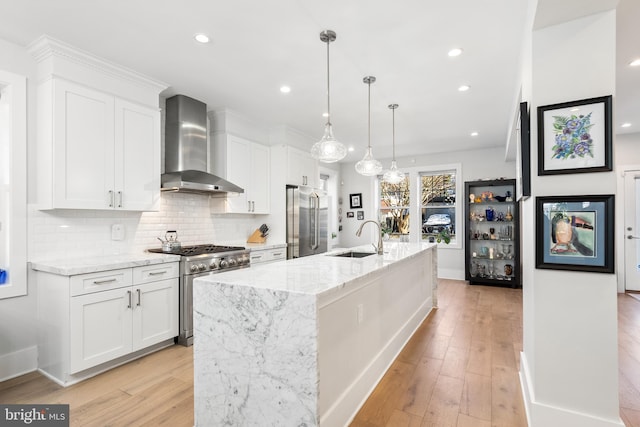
[505,206,513,222]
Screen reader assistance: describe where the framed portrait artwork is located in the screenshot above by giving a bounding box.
[535,195,614,273]
[346,211,354,218]
[350,193,362,209]
[537,95,612,175]
[357,211,364,220]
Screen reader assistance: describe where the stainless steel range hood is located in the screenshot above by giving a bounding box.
[161,95,244,196]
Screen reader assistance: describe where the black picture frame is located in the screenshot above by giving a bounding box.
[537,95,612,175]
[350,193,362,209]
[535,195,614,273]
[346,211,354,218]
[357,211,364,220]
[517,101,531,200]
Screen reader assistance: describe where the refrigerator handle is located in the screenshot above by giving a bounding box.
[310,192,319,250]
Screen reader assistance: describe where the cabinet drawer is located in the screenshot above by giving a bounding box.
[132,262,179,284]
[250,249,286,264]
[70,269,133,296]
[267,249,286,262]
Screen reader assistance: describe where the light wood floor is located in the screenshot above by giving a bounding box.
[1,279,639,426]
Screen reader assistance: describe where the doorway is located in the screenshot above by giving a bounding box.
[624,170,640,291]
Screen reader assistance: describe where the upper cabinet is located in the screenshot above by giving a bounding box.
[212,134,270,214]
[30,36,167,211]
[286,146,319,188]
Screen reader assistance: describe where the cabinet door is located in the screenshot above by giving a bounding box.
[226,136,251,212]
[70,288,132,373]
[250,143,270,214]
[132,279,178,351]
[287,146,318,187]
[115,99,161,211]
[53,80,115,209]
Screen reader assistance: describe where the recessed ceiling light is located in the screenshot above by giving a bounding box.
[348,146,354,152]
[570,107,580,112]
[280,86,291,94]
[194,34,210,43]
[448,48,463,57]
[322,112,329,118]
[629,59,640,67]
[621,123,632,128]
[458,85,470,92]
[470,132,479,137]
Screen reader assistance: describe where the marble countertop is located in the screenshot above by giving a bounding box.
[195,241,435,297]
[29,253,181,276]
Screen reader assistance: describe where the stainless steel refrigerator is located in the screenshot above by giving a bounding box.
[286,185,328,259]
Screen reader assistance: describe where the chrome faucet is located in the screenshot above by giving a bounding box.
[356,220,384,255]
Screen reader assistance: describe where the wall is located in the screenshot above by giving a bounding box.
[520,9,623,427]
[340,146,516,279]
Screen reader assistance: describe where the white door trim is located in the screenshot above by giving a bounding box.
[616,165,640,292]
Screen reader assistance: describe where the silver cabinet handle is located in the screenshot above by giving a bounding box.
[248,201,251,212]
[108,190,114,207]
[136,288,141,306]
[628,235,640,240]
[148,271,167,276]
[251,255,263,260]
[251,201,255,212]
[117,191,123,208]
[93,278,117,285]
[127,290,132,308]
[273,252,282,256]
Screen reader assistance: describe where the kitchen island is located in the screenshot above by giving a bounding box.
[193,242,437,426]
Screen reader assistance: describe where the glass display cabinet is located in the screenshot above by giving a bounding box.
[464,179,521,288]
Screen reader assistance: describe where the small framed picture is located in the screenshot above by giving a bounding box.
[346,211,354,218]
[357,211,364,220]
[350,193,362,209]
[535,195,614,273]
[537,95,612,175]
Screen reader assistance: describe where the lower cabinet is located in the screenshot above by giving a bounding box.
[250,247,287,265]
[69,277,177,373]
[36,262,178,385]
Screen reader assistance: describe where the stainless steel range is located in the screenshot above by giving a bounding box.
[148,244,250,346]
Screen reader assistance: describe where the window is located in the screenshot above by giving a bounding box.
[378,175,409,240]
[420,170,457,243]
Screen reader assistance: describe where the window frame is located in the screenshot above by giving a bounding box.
[375,163,462,249]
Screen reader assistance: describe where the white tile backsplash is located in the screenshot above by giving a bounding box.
[28,192,262,261]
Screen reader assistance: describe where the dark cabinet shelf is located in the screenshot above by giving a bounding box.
[465,179,521,288]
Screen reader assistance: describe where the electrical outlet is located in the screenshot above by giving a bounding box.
[357,304,364,324]
[111,224,125,241]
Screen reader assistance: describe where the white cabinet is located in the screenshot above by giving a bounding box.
[212,134,270,214]
[286,146,319,188]
[38,79,160,211]
[250,247,286,265]
[36,262,178,385]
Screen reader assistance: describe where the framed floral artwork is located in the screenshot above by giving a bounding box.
[535,195,614,273]
[537,95,612,175]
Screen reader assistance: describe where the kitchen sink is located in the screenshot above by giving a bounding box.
[329,251,377,258]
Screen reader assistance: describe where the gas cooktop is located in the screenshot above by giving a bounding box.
[148,244,246,256]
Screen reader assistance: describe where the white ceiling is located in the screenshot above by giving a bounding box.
[0,0,637,163]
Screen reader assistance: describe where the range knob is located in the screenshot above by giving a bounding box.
[228,258,238,267]
[219,259,229,269]
[209,260,219,270]
[198,264,207,272]
[190,264,199,273]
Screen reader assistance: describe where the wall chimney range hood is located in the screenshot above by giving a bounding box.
[161,95,244,196]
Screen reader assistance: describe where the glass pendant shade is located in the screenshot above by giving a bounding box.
[355,147,383,176]
[356,75,382,176]
[311,123,346,163]
[382,103,404,183]
[312,30,347,163]
[382,160,405,184]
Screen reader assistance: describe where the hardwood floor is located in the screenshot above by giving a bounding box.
[1,279,639,426]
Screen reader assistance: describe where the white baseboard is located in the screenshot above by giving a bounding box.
[519,351,624,427]
[0,346,38,382]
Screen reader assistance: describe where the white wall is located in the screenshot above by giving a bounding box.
[521,9,623,427]
[340,146,516,279]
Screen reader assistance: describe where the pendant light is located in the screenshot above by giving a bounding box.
[311,30,347,163]
[355,76,383,176]
[382,104,405,184]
